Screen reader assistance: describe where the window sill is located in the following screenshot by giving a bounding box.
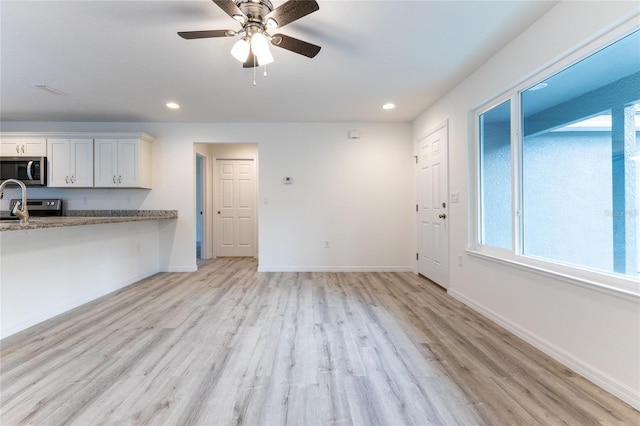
[466,249,640,302]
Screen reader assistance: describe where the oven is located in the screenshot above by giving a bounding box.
[1,199,63,220]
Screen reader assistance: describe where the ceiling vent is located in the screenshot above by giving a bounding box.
[31,84,66,96]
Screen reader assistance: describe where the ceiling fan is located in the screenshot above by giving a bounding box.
[178,0,321,68]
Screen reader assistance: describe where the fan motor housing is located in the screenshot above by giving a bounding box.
[237,0,273,24]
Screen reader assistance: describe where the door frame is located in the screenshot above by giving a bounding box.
[214,155,259,258]
[416,120,450,288]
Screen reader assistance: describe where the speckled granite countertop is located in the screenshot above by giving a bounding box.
[0,210,177,232]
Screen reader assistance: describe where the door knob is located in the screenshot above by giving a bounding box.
[438,213,447,219]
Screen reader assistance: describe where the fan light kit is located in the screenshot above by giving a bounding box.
[178,0,321,84]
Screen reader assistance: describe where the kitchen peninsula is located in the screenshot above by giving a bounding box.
[0,210,178,338]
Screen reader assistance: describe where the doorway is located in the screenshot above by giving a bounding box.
[194,143,259,262]
[417,121,450,288]
[196,154,206,260]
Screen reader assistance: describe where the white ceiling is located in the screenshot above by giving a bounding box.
[0,0,558,123]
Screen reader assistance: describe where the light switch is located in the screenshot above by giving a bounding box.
[450,191,459,203]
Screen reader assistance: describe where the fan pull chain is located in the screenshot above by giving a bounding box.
[253,54,257,86]
[250,58,269,86]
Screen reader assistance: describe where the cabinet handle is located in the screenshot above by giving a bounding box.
[113,176,117,184]
[71,176,76,184]
[15,145,20,153]
[65,176,69,184]
[118,176,122,184]
[21,145,25,153]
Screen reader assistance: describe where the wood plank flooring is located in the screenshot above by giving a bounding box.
[1,257,638,425]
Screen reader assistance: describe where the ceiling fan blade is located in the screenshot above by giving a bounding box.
[243,52,258,68]
[266,0,319,29]
[178,29,236,39]
[212,0,246,21]
[271,33,321,58]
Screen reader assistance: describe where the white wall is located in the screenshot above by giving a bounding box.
[257,124,415,271]
[412,1,640,409]
[1,122,415,272]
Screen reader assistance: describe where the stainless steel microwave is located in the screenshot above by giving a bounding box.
[0,156,46,186]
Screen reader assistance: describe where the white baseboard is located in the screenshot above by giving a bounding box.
[448,289,640,411]
[257,266,414,272]
[161,265,198,273]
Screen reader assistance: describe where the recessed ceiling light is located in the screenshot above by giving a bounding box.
[382,103,396,110]
[166,102,180,109]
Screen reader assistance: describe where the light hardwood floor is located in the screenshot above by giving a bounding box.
[1,258,638,425]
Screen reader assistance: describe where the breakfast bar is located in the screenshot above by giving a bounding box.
[0,211,178,338]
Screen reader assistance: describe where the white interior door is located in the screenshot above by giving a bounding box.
[216,159,256,257]
[417,123,449,288]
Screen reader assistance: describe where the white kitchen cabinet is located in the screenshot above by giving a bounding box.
[94,135,153,188]
[47,138,94,187]
[0,137,47,156]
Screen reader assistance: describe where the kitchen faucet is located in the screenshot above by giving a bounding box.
[0,179,29,224]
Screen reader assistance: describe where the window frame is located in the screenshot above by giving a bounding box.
[469,23,640,299]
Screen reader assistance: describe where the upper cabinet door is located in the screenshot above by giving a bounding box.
[70,139,94,187]
[117,139,140,187]
[23,139,47,156]
[94,139,118,187]
[1,138,46,156]
[47,138,71,187]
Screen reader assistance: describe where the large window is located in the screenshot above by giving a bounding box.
[476,29,639,283]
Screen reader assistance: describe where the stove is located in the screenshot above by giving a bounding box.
[3,198,63,219]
